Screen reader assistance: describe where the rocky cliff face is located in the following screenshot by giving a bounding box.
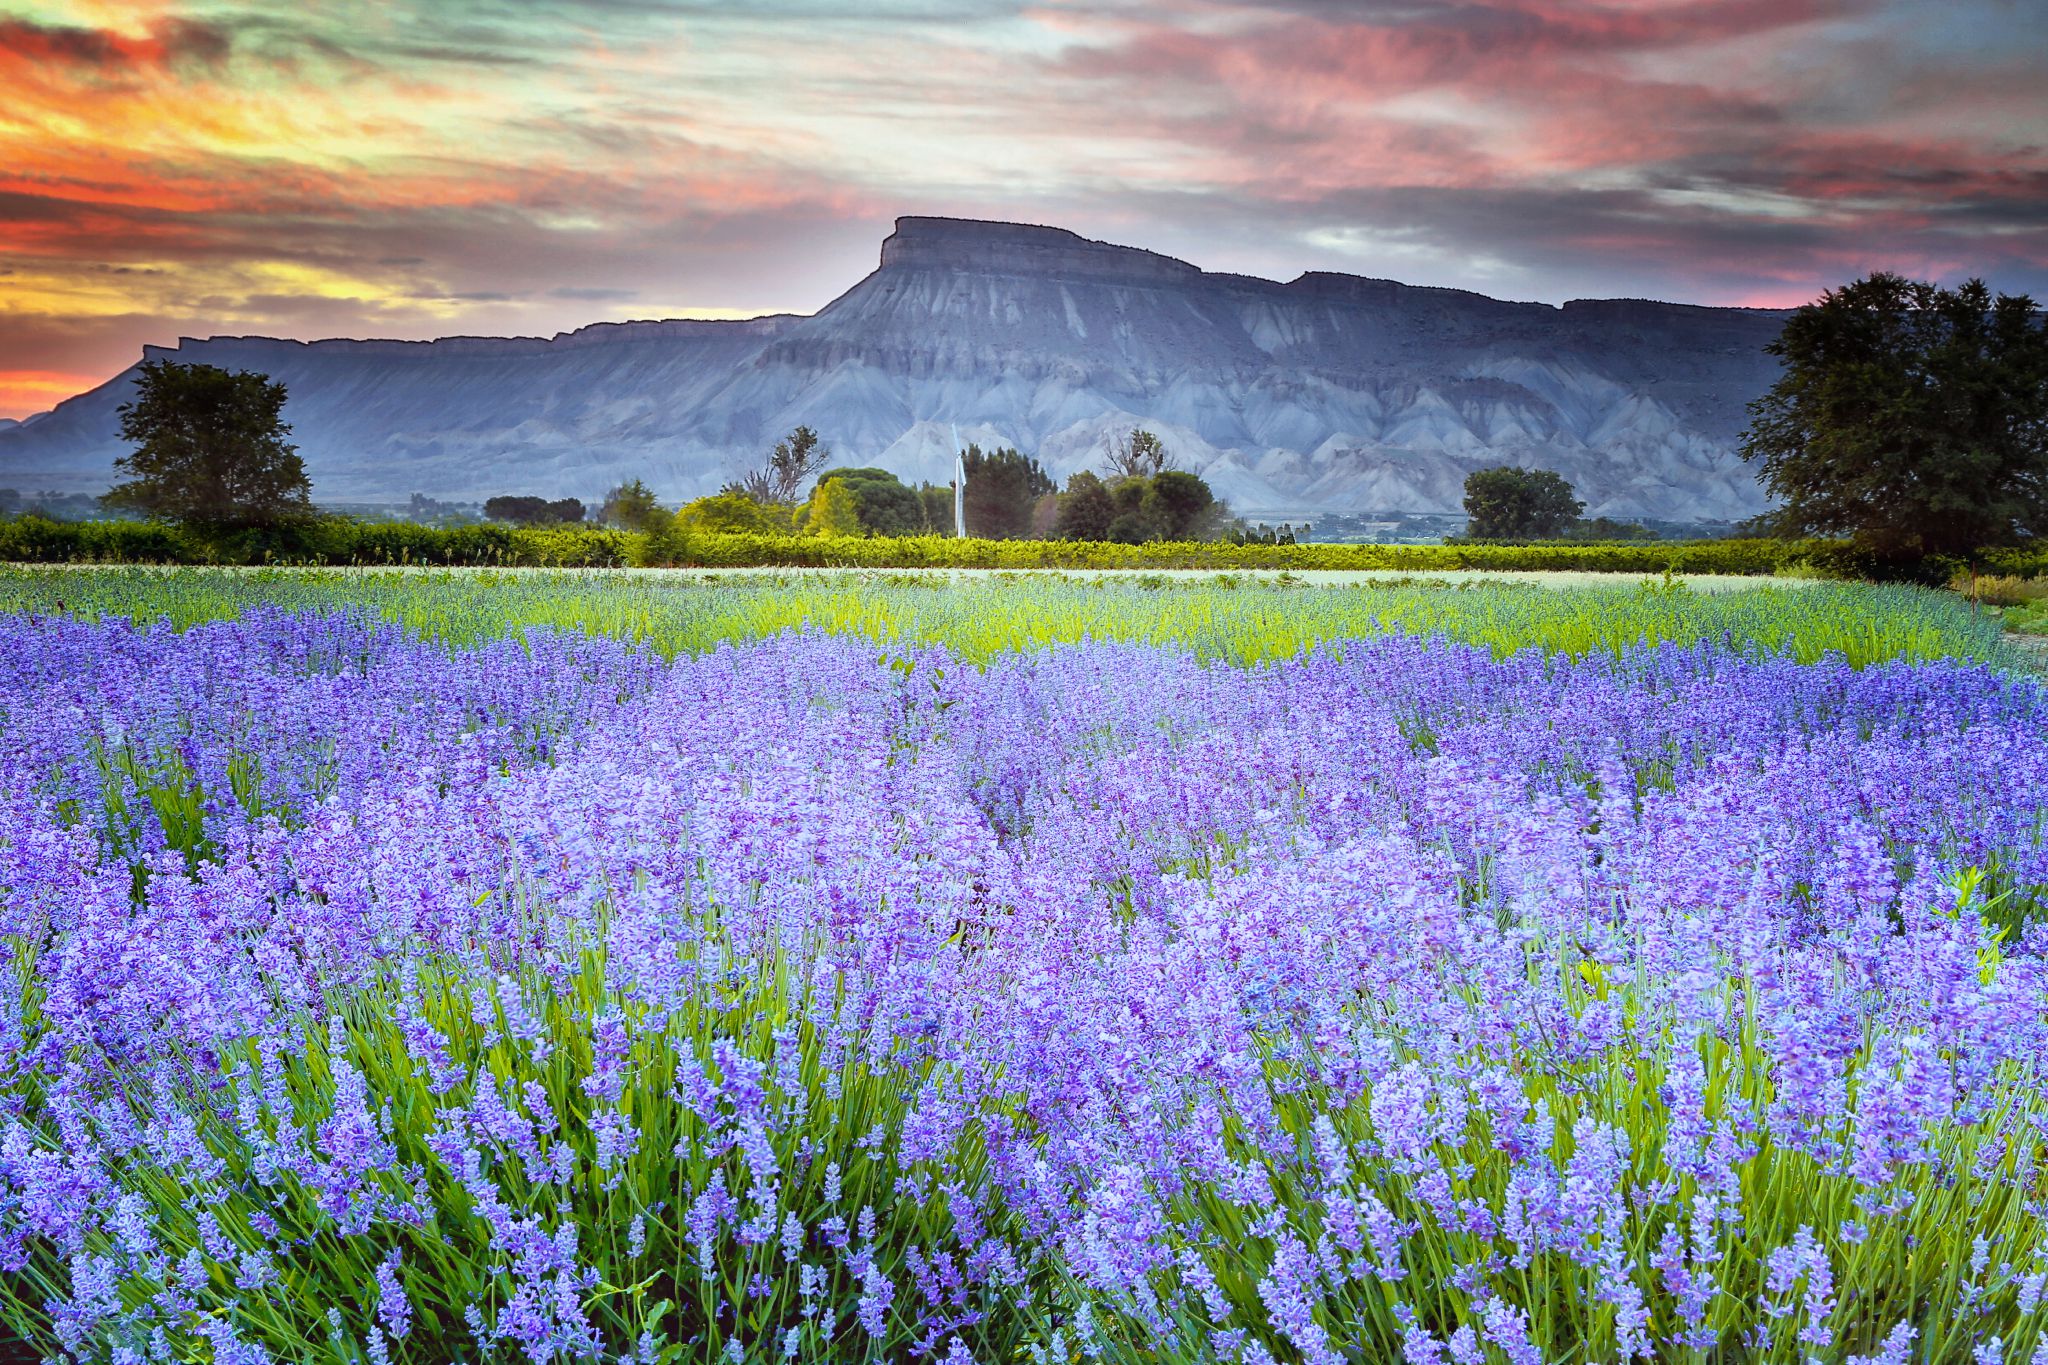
[0,217,1790,520]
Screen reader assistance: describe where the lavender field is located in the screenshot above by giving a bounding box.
[0,571,2042,1363]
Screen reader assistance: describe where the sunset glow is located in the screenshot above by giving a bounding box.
[1,0,2042,418]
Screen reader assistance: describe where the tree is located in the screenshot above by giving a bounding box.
[677,491,790,535]
[1053,471,1117,540]
[102,360,312,529]
[1740,272,2048,559]
[599,478,666,532]
[804,479,863,537]
[1059,467,1224,543]
[1563,516,1654,542]
[730,426,831,507]
[1149,470,1215,539]
[962,445,1054,540]
[1103,427,1173,480]
[1228,521,1298,546]
[808,467,924,536]
[916,482,955,535]
[1105,478,1164,544]
[1462,467,1584,539]
[484,495,583,525]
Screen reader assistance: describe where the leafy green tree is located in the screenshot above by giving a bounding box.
[1741,272,2048,559]
[916,482,955,535]
[1071,469,1221,543]
[102,360,312,529]
[962,445,1054,540]
[810,468,924,536]
[599,479,666,532]
[676,492,790,535]
[1149,470,1215,539]
[1053,471,1117,540]
[1462,467,1584,539]
[1105,478,1165,545]
[804,479,864,537]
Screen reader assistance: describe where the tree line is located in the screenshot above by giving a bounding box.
[509,425,1250,548]
[81,268,2048,567]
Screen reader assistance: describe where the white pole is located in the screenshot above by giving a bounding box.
[952,423,967,538]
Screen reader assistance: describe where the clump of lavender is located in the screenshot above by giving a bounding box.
[0,607,2041,1362]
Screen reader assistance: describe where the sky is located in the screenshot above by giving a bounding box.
[1,0,2043,420]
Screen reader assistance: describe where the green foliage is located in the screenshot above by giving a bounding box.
[0,565,2010,670]
[1104,476,1164,545]
[1148,471,1215,539]
[1742,272,2048,559]
[1463,466,1585,539]
[599,479,667,533]
[102,360,312,531]
[916,482,956,536]
[1064,470,1221,544]
[1077,964,2047,1365]
[677,493,790,537]
[1053,472,1117,541]
[803,480,864,538]
[961,445,1053,540]
[0,517,1960,579]
[0,946,1048,1363]
[1226,522,1299,546]
[483,494,584,525]
[1564,516,1655,541]
[809,468,924,536]
[2006,599,2048,637]
[1954,572,2048,608]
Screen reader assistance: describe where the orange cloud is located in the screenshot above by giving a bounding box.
[0,370,110,421]
[0,0,2040,416]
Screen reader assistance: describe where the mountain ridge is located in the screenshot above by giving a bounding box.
[0,215,1792,521]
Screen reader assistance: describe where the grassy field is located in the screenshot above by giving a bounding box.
[0,564,2016,667]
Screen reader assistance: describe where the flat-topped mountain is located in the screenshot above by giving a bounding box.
[0,216,1791,521]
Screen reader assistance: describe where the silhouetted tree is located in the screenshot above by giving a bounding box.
[102,361,311,529]
[1741,272,2048,559]
[485,495,584,525]
[1462,467,1584,539]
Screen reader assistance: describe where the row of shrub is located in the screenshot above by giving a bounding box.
[1,513,2039,579]
[0,516,633,568]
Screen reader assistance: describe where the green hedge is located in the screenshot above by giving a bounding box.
[651,530,1863,575]
[0,516,631,568]
[0,514,1995,578]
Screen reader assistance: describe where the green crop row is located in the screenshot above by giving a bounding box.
[0,565,2016,669]
[0,513,1941,577]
